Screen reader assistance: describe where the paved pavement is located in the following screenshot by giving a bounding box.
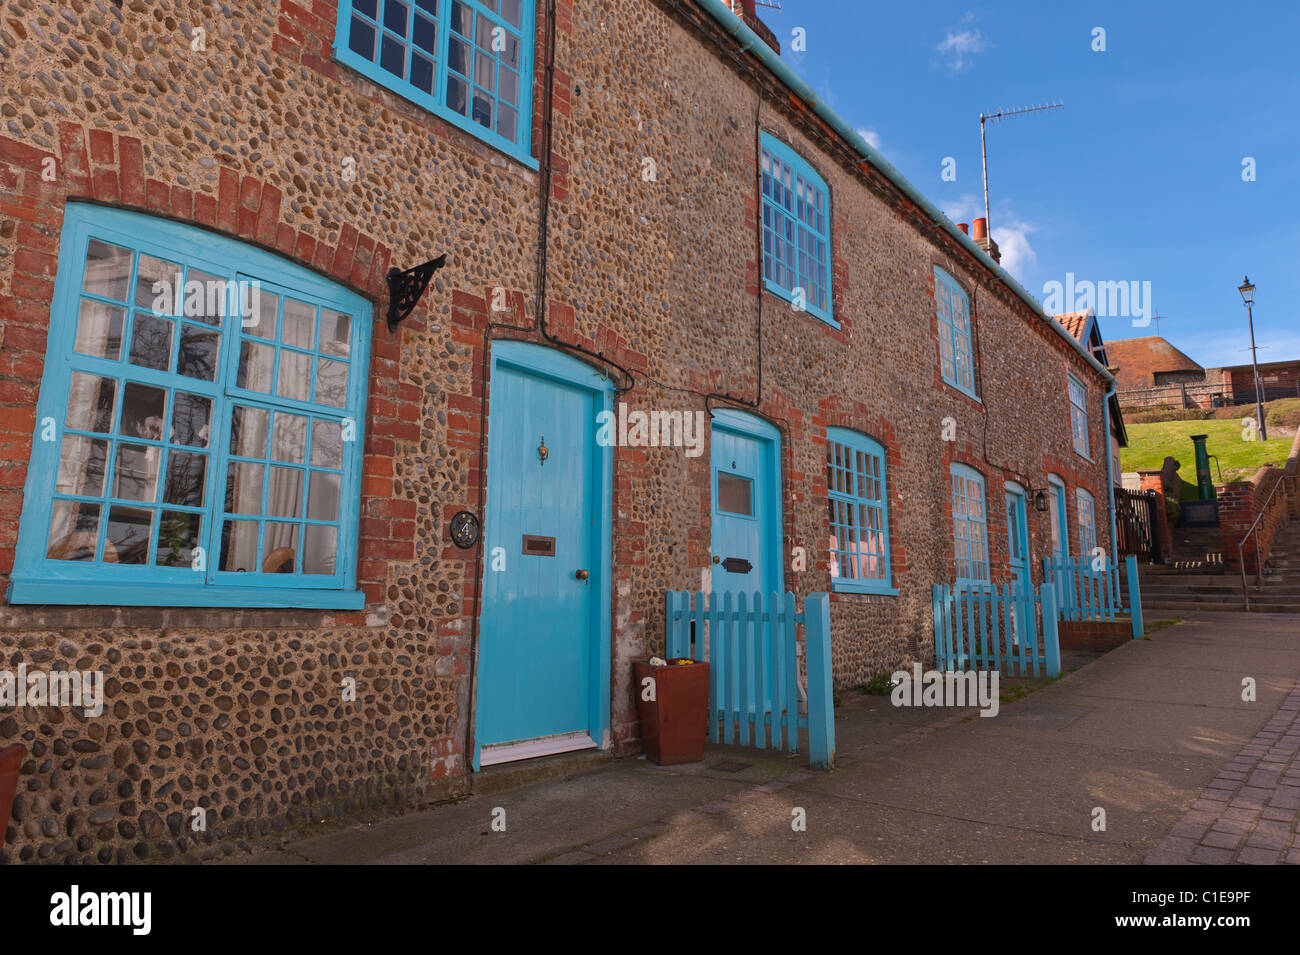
[227,611,1300,865]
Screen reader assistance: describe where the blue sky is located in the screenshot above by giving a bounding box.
[759,0,1299,370]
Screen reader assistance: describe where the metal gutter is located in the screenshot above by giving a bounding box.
[1104,383,1120,558]
[692,0,1114,384]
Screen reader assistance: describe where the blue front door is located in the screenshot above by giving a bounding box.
[710,411,782,600]
[1005,484,1030,642]
[477,345,610,764]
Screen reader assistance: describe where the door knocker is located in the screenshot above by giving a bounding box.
[538,436,549,466]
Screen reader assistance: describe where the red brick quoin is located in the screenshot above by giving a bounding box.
[0,126,411,622]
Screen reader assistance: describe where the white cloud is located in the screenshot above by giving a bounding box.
[991,219,1038,279]
[855,127,883,151]
[940,194,983,224]
[935,28,987,73]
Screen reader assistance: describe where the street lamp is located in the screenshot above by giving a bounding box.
[1237,276,1267,441]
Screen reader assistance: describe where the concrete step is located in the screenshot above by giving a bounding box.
[1144,600,1247,612]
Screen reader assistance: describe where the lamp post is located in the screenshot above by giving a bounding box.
[1237,276,1267,441]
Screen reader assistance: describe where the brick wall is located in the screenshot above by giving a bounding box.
[0,0,1114,862]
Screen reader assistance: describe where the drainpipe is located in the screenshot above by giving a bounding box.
[1104,384,1119,562]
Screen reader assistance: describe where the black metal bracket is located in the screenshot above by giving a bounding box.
[386,254,447,332]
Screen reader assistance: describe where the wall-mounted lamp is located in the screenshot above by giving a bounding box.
[386,254,447,332]
[1034,490,1049,513]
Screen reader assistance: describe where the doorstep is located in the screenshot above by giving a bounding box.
[470,745,616,799]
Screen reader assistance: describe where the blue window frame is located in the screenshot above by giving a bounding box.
[1076,487,1097,559]
[1068,372,1090,458]
[950,463,990,585]
[935,267,976,397]
[334,0,536,166]
[760,133,835,327]
[826,428,894,594]
[9,204,371,609]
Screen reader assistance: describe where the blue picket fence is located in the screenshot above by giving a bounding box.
[666,590,835,769]
[932,582,1061,678]
[1043,554,1143,638]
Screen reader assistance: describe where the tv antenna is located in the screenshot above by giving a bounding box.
[979,102,1063,238]
[1149,303,1166,336]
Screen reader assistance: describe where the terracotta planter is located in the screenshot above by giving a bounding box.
[0,744,21,844]
[634,660,709,765]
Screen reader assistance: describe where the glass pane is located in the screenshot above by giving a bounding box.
[272,413,308,463]
[267,466,304,518]
[499,66,518,105]
[320,311,351,358]
[316,358,349,408]
[66,373,117,434]
[226,461,265,515]
[183,270,226,325]
[472,88,492,128]
[82,240,132,301]
[416,0,438,13]
[163,450,206,507]
[229,406,269,458]
[114,443,160,502]
[178,320,218,382]
[302,524,337,575]
[128,313,173,371]
[219,519,260,573]
[448,36,469,74]
[413,13,437,52]
[474,50,495,90]
[380,33,406,76]
[383,0,409,34]
[411,52,435,93]
[171,392,211,447]
[349,15,376,58]
[307,471,340,521]
[717,472,752,516]
[262,523,298,573]
[155,511,201,568]
[449,0,471,36]
[238,340,275,392]
[47,501,102,561]
[135,254,183,313]
[311,420,343,468]
[282,299,316,350]
[356,0,379,19]
[496,103,517,141]
[56,435,108,497]
[245,287,278,340]
[500,0,521,28]
[106,505,153,564]
[277,349,313,402]
[74,300,125,360]
[446,74,468,114]
[476,12,492,50]
[120,381,166,440]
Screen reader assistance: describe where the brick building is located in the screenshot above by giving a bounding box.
[0,0,1117,862]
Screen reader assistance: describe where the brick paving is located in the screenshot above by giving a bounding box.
[1147,682,1300,865]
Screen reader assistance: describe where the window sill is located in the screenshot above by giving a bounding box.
[1073,450,1094,464]
[763,281,839,329]
[7,578,366,610]
[941,377,981,403]
[831,581,899,596]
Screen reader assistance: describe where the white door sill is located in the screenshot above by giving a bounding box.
[479,731,597,767]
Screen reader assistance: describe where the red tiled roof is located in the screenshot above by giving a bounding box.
[1054,310,1091,342]
[1104,336,1204,392]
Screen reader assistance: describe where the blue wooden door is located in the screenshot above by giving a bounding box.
[1005,485,1030,642]
[478,356,596,751]
[710,414,781,601]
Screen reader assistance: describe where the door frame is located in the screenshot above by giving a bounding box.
[1047,474,1070,561]
[472,340,614,770]
[709,409,785,597]
[1004,481,1031,642]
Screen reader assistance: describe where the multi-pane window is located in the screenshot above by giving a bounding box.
[1076,488,1097,559]
[935,268,975,396]
[950,463,990,585]
[1069,372,1090,457]
[335,0,534,161]
[760,133,834,327]
[826,429,892,593]
[11,205,370,608]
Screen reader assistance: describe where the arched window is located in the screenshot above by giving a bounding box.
[1076,487,1098,559]
[950,462,989,584]
[935,267,975,397]
[826,428,893,594]
[11,204,371,608]
[760,132,835,327]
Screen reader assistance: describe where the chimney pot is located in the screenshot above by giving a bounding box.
[957,223,969,235]
[971,218,988,240]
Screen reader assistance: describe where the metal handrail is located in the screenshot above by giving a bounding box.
[1240,474,1289,611]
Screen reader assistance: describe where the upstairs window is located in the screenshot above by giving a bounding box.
[935,268,975,397]
[11,205,371,609]
[335,0,535,163]
[760,133,835,327]
[826,428,893,594]
[1076,488,1098,560]
[950,463,989,585]
[1069,372,1090,457]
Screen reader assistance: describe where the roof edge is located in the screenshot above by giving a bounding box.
[690,0,1114,384]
